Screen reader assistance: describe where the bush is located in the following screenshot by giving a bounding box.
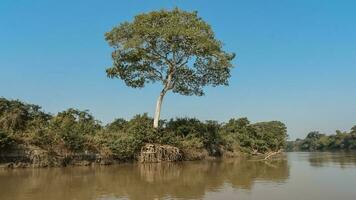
[220,118,253,152]
[95,113,158,160]
[250,121,288,152]
[220,118,287,153]
[125,113,157,144]
[94,131,139,160]
[105,118,128,132]
[179,137,204,149]
[165,118,222,155]
[29,128,58,149]
[49,109,101,152]
[0,98,51,134]
[0,130,15,150]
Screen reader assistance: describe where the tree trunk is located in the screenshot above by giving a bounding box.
[153,69,173,129]
[153,91,165,128]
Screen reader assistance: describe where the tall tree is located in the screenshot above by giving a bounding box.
[105,8,235,128]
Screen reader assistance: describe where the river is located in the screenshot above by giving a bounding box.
[1,152,356,200]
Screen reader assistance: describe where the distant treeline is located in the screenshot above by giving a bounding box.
[287,127,356,151]
[0,97,287,161]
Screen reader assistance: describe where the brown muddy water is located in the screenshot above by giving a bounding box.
[1,152,356,200]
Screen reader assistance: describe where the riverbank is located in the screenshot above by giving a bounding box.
[0,143,287,169]
[0,97,288,168]
[0,144,119,168]
[0,143,244,168]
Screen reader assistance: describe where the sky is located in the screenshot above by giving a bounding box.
[0,0,355,140]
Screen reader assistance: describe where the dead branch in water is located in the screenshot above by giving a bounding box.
[264,149,283,160]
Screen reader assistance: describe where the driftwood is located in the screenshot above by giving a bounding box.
[250,149,283,160]
[264,149,283,160]
[140,144,182,163]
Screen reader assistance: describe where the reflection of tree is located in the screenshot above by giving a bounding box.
[0,159,289,200]
[308,152,356,168]
[223,159,289,189]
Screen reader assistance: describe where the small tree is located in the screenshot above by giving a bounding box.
[105,8,235,128]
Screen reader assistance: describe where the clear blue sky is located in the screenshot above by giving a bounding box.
[1,0,355,139]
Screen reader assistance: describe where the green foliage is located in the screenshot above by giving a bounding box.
[0,98,50,134]
[125,113,157,143]
[105,8,236,129]
[250,121,288,152]
[94,132,139,160]
[220,118,288,153]
[164,118,222,155]
[0,97,289,159]
[289,126,356,151]
[30,128,58,149]
[300,131,327,150]
[203,121,222,155]
[351,126,356,134]
[220,118,251,152]
[105,118,127,132]
[165,118,205,139]
[97,114,160,160]
[49,109,101,152]
[105,8,235,96]
[0,130,15,150]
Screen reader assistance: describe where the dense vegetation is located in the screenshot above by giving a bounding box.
[287,127,356,151]
[0,97,288,161]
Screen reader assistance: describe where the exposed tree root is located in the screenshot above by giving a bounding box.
[140,144,182,163]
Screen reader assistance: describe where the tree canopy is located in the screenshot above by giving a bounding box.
[105,8,235,96]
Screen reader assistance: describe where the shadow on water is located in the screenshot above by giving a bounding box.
[307,152,356,168]
[0,158,290,200]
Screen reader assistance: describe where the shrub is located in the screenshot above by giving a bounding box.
[220,118,252,152]
[0,130,15,150]
[105,118,128,132]
[125,113,157,144]
[250,121,288,152]
[94,132,139,160]
[0,98,51,134]
[95,114,158,160]
[165,118,222,155]
[49,109,101,152]
[29,128,57,149]
[180,137,204,149]
[220,118,287,153]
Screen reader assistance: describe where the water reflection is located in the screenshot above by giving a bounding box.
[307,152,356,168]
[0,159,289,200]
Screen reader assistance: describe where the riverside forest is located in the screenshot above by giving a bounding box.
[0,97,287,167]
[287,127,356,151]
